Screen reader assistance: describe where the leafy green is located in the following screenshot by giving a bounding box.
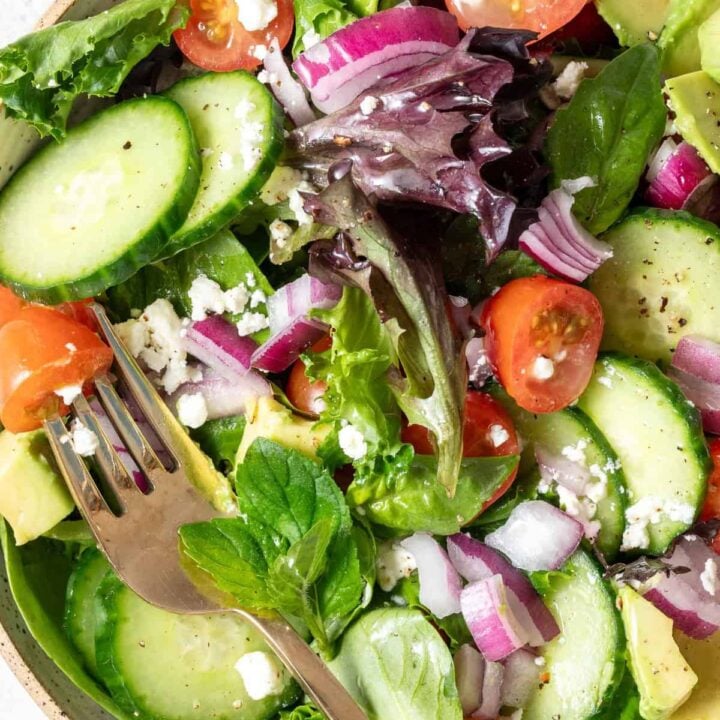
[308,177,465,496]
[329,608,463,720]
[180,439,366,652]
[279,704,327,720]
[190,416,246,474]
[594,667,641,720]
[529,568,574,596]
[546,44,666,235]
[347,454,519,535]
[0,0,187,140]
[292,0,378,57]
[0,521,128,719]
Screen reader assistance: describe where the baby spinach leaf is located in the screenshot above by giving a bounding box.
[546,44,666,235]
[0,0,188,139]
[329,608,463,720]
[190,415,246,474]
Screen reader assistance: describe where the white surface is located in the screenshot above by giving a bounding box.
[0,3,57,717]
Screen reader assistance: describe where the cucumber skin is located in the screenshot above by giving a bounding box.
[159,73,285,260]
[0,97,201,303]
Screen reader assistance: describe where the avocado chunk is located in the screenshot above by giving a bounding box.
[699,9,720,82]
[236,396,330,464]
[597,0,669,46]
[673,630,720,720]
[620,587,698,720]
[0,429,74,545]
[660,0,720,78]
[666,71,720,173]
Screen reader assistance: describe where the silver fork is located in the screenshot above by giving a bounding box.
[43,304,367,720]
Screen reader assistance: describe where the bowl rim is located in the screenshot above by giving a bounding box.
[0,4,91,716]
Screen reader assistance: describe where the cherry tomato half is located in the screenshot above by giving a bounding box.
[481,276,603,414]
[0,307,113,433]
[286,336,332,416]
[445,0,588,40]
[174,0,294,72]
[403,390,520,510]
[0,285,26,326]
[700,438,720,555]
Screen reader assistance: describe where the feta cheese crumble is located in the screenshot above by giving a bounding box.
[488,424,510,448]
[552,61,589,100]
[54,385,83,405]
[338,424,368,460]
[69,419,99,457]
[176,393,209,429]
[359,96,380,115]
[234,651,285,701]
[188,275,227,321]
[236,312,269,337]
[701,558,718,597]
[236,0,278,32]
[376,541,417,592]
[532,356,555,380]
[621,496,696,551]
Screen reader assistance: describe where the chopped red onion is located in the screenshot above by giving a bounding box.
[263,38,316,127]
[519,178,613,283]
[252,316,328,374]
[484,501,584,572]
[535,445,590,496]
[501,648,540,710]
[292,5,459,113]
[461,575,530,662]
[454,644,484,716]
[400,532,462,618]
[474,659,504,720]
[447,533,559,646]
[646,139,711,210]
[182,316,257,382]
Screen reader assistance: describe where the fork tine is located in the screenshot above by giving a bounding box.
[71,395,143,512]
[94,376,163,476]
[43,417,115,523]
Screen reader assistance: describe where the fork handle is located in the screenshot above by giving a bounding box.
[240,612,367,720]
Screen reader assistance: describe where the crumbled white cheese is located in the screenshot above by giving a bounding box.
[557,485,601,540]
[302,28,322,49]
[376,541,417,592]
[235,651,285,701]
[251,44,267,61]
[552,61,589,100]
[249,289,267,309]
[359,96,380,116]
[54,385,83,405]
[224,285,250,315]
[338,424,368,460]
[288,183,315,226]
[261,167,306,206]
[236,0,278,32]
[188,275,227,321]
[176,393,208,429]
[236,312,269,337]
[561,439,588,465]
[621,496,696,551]
[69,419,99,457]
[65,343,77,352]
[115,318,151,357]
[269,218,293,249]
[532,356,555,380]
[488,424,510,448]
[701,558,718,596]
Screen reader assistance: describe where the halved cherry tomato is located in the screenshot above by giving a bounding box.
[445,0,588,40]
[481,275,603,414]
[174,0,294,72]
[0,285,26,326]
[700,438,720,554]
[55,299,99,331]
[0,307,113,433]
[403,390,520,510]
[539,1,615,49]
[286,336,332,416]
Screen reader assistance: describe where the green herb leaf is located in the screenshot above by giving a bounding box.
[0,0,188,139]
[279,704,327,720]
[546,44,666,235]
[328,608,463,720]
[189,416,246,474]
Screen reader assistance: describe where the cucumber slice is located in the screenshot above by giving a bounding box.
[577,353,709,555]
[0,97,200,302]
[64,548,111,677]
[523,550,625,720]
[95,574,299,719]
[588,209,720,366]
[490,386,627,560]
[161,71,284,258]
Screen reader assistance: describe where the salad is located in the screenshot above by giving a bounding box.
[2,0,720,718]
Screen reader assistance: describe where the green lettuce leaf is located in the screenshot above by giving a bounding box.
[0,0,188,139]
[546,44,666,235]
[329,608,463,720]
[279,704,327,720]
[180,439,365,652]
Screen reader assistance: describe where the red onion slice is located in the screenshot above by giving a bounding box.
[501,648,540,710]
[266,273,341,336]
[646,139,711,210]
[474,659,504,720]
[252,316,328,374]
[534,445,590,496]
[484,501,584,572]
[400,532,462,619]
[447,533,559,646]
[182,316,257,382]
[262,38,316,128]
[454,644,484,716]
[292,5,459,113]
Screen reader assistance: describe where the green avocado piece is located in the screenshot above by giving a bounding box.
[596,0,669,46]
[620,587,698,720]
[665,71,720,172]
[236,396,330,464]
[699,8,720,82]
[659,0,720,77]
[0,429,74,545]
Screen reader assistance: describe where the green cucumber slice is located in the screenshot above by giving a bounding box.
[523,550,625,720]
[161,71,284,258]
[0,96,200,302]
[577,353,709,555]
[64,548,110,677]
[490,386,627,560]
[588,209,720,366]
[95,574,299,719]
